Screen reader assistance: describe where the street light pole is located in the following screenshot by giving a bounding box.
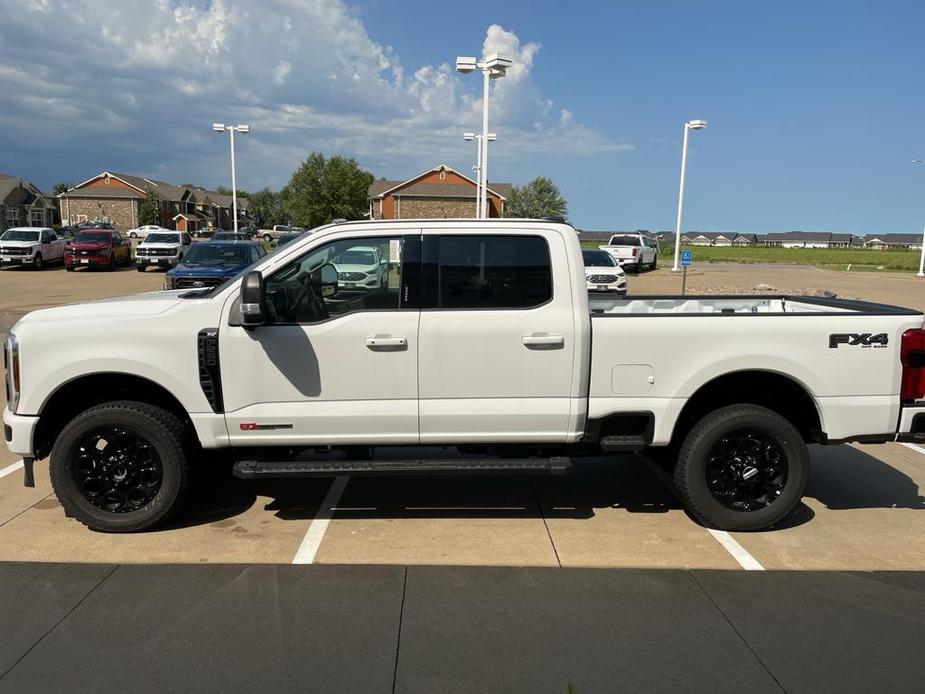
[465,132,496,218]
[457,53,512,219]
[912,160,925,278]
[672,119,708,272]
[213,123,250,233]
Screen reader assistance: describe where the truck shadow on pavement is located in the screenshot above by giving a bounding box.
[162,444,921,532]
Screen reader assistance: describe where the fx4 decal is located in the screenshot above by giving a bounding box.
[829,333,889,349]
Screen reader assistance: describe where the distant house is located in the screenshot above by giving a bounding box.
[863,233,923,250]
[765,231,856,249]
[579,230,654,243]
[679,231,738,246]
[0,174,56,232]
[369,164,511,219]
[59,172,250,233]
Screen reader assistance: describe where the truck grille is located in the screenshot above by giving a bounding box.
[337,271,366,281]
[589,274,620,284]
[138,248,177,257]
[0,247,29,255]
[176,276,223,289]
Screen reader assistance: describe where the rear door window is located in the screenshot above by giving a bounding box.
[430,235,552,309]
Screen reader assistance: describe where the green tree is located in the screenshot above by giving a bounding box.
[137,191,161,226]
[248,187,284,227]
[282,152,374,228]
[504,176,568,219]
[52,181,72,196]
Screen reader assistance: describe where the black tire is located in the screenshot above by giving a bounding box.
[673,404,809,531]
[50,401,190,532]
[65,265,74,272]
[33,253,43,270]
[136,265,146,272]
[106,253,115,271]
[651,255,658,270]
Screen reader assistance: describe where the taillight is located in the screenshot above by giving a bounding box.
[901,328,925,402]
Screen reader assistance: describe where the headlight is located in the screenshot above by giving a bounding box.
[4,334,19,414]
[164,276,175,290]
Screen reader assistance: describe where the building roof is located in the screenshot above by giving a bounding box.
[0,174,53,207]
[863,233,922,244]
[368,164,511,200]
[64,172,248,208]
[765,231,838,243]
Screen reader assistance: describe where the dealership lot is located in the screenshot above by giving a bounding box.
[1,261,924,570]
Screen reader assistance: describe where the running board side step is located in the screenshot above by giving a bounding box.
[599,435,647,452]
[232,457,573,479]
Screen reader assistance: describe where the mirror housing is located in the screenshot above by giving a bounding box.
[239,271,265,327]
[319,263,338,298]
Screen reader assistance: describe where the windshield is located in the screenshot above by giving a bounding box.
[0,230,40,242]
[335,249,376,265]
[608,235,641,246]
[145,233,180,244]
[182,244,250,266]
[582,250,617,267]
[73,232,113,243]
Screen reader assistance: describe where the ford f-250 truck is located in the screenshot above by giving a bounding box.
[4,219,925,533]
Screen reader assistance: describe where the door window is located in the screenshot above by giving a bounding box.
[430,235,552,309]
[41,230,55,243]
[263,236,411,324]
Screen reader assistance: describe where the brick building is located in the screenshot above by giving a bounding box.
[58,172,250,233]
[1,174,56,232]
[368,164,511,219]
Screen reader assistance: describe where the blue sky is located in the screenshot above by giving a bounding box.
[0,0,923,234]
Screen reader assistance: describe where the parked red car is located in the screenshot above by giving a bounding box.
[64,229,132,271]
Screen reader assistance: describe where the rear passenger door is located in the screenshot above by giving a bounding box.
[41,229,64,261]
[418,230,577,443]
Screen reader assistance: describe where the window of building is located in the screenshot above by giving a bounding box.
[264,236,409,324]
[6,208,19,226]
[435,235,552,310]
[30,208,44,227]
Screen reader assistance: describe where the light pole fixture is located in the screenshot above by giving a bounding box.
[457,52,512,218]
[212,123,250,232]
[464,132,496,218]
[672,119,708,272]
[912,160,925,278]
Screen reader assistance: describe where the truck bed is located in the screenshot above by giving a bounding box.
[589,294,920,316]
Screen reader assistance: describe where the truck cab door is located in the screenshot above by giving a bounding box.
[417,229,579,443]
[220,233,422,445]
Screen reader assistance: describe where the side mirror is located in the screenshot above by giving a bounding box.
[319,263,338,298]
[239,271,265,327]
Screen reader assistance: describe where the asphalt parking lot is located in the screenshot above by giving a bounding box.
[2,261,924,692]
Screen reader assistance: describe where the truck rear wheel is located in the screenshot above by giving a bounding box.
[674,404,809,531]
[50,401,189,532]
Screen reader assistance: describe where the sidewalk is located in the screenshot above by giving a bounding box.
[1,562,922,693]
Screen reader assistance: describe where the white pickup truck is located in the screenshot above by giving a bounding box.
[599,231,659,272]
[0,227,66,270]
[134,230,192,271]
[4,219,925,533]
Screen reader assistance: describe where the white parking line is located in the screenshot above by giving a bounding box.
[291,476,349,564]
[900,442,925,457]
[0,460,24,480]
[638,455,765,571]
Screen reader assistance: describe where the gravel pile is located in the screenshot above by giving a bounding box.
[692,284,846,298]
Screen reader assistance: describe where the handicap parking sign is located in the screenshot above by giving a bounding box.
[681,250,692,266]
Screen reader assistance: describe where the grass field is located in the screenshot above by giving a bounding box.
[579,241,920,272]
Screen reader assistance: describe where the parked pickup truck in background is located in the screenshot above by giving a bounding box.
[0,227,65,270]
[135,231,192,271]
[163,240,266,290]
[63,229,131,271]
[599,231,659,272]
[4,219,925,533]
[258,225,307,243]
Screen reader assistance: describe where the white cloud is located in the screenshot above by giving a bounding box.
[0,1,629,189]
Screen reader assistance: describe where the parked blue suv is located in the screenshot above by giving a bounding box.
[164,240,266,290]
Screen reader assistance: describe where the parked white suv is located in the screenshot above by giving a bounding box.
[599,232,658,272]
[134,231,192,271]
[0,227,65,270]
[332,245,386,289]
[582,249,627,294]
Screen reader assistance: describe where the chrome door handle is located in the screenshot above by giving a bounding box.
[522,334,564,348]
[365,336,407,348]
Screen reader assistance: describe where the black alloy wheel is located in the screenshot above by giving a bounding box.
[33,253,43,270]
[72,427,163,513]
[705,431,788,512]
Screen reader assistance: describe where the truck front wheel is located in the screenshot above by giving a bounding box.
[50,401,189,532]
[674,404,809,531]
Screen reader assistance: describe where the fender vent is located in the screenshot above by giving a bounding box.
[197,328,223,413]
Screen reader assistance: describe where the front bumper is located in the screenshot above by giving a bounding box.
[586,280,627,294]
[0,254,35,266]
[898,405,925,442]
[3,405,37,458]
[64,253,112,267]
[136,256,179,268]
